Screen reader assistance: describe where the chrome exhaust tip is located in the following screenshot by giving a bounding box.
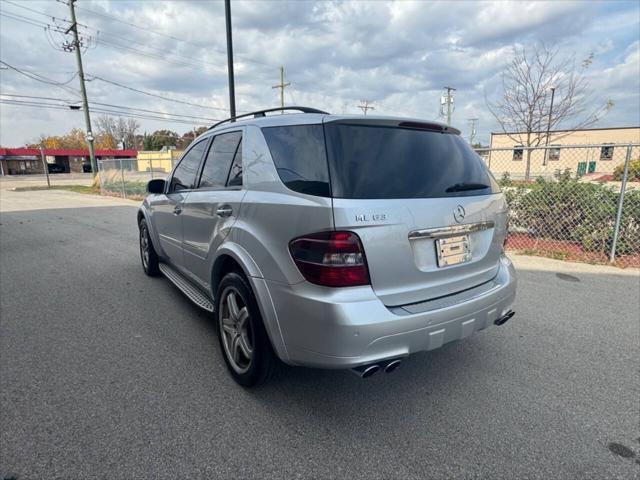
[494,310,515,326]
[384,359,402,373]
[351,363,380,378]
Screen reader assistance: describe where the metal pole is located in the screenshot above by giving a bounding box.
[543,87,555,166]
[120,159,126,199]
[444,86,455,126]
[280,66,285,109]
[609,144,632,263]
[224,0,236,119]
[67,0,97,175]
[39,145,50,188]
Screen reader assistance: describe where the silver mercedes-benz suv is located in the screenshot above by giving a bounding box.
[138,106,517,386]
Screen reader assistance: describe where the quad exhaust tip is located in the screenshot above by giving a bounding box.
[351,364,380,378]
[495,310,515,326]
[351,359,403,378]
[384,359,402,373]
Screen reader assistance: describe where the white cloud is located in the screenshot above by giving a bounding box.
[0,0,638,146]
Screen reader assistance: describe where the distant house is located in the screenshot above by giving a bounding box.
[487,126,640,179]
[0,148,137,175]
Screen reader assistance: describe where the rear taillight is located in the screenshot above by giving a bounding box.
[289,231,370,287]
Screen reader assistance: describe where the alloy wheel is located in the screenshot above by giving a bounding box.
[140,224,150,270]
[219,287,254,374]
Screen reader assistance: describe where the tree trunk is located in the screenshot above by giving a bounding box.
[525,149,533,181]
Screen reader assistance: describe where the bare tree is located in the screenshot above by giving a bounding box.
[96,115,141,150]
[486,44,613,180]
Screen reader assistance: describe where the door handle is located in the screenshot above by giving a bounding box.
[173,205,182,215]
[216,205,233,218]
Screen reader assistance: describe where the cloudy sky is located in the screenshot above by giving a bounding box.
[0,0,638,147]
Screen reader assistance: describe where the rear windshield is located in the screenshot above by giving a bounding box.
[325,124,500,199]
[262,123,499,199]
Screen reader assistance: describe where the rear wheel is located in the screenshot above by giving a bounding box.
[139,218,160,276]
[216,272,276,387]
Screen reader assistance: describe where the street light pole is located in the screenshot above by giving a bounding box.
[224,0,236,120]
[543,86,556,166]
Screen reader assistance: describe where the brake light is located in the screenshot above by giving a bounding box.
[289,231,370,287]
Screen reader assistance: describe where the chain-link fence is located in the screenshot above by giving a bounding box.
[97,157,178,200]
[475,143,640,267]
[96,143,639,268]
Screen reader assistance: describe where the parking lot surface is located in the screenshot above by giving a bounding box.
[1,189,638,479]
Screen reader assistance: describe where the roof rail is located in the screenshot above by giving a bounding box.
[208,106,329,130]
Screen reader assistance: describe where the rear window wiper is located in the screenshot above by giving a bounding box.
[445,182,491,193]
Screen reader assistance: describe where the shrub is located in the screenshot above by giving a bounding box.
[506,173,640,256]
[613,159,640,182]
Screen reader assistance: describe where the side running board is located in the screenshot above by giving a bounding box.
[159,263,214,312]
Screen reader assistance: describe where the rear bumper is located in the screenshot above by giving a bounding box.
[265,255,517,368]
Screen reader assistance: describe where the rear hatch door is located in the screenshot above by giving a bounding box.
[325,119,508,306]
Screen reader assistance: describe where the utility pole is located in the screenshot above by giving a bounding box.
[66,0,97,175]
[224,0,236,119]
[272,66,290,110]
[443,86,456,125]
[543,86,556,166]
[40,144,51,188]
[468,118,478,145]
[358,100,374,115]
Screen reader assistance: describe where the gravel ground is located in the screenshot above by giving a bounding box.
[1,189,638,480]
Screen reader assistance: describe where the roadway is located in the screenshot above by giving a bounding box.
[1,189,638,479]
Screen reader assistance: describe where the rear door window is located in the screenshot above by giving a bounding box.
[324,123,500,199]
[199,131,242,189]
[262,125,330,197]
[170,139,208,192]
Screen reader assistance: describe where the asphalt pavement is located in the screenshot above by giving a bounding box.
[1,189,638,479]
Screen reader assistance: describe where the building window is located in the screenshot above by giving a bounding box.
[600,145,614,161]
[512,146,523,161]
[549,145,561,161]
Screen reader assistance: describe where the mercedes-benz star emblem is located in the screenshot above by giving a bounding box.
[453,205,466,223]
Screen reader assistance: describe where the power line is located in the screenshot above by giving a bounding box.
[74,3,270,68]
[0,60,80,96]
[0,11,62,30]
[75,4,198,46]
[1,0,71,24]
[95,36,216,70]
[87,74,235,112]
[0,94,221,122]
[0,99,212,126]
[0,7,223,72]
[2,62,232,115]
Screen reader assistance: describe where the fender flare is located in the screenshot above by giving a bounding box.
[137,206,162,256]
[213,242,289,362]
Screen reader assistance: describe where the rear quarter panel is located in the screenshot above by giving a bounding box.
[235,125,334,285]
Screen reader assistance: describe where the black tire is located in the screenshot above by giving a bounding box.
[139,218,160,276]
[215,272,277,387]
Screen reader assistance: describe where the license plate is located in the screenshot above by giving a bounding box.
[436,235,471,267]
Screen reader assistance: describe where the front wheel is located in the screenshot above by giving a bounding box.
[216,272,276,387]
[139,218,160,276]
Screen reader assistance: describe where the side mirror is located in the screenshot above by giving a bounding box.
[147,179,165,194]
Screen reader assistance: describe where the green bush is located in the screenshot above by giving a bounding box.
[613,159,640,181]
[507,172,640,256]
